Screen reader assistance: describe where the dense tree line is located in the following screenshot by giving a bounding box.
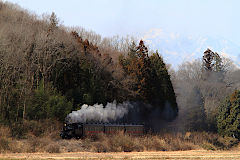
[172,48,240,133]
[0,2,177,125]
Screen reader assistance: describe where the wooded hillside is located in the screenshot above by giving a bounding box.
[0,2,177,125]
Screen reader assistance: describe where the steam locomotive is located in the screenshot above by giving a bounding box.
[60,123,145,139]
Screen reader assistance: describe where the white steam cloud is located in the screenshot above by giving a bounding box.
[67,101,132,123]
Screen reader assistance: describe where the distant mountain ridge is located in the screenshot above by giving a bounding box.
[141,29,240,69]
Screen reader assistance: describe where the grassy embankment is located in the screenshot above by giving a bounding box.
[0,120,238,153]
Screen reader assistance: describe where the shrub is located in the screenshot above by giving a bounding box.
[201,142,216,150]
[93,142,109,152]
[0,126,11,138]
[0,138,10,152]
[142,135,168,151]
[46,144,61,153]
[108,132,143,152]
[10,122,27,139]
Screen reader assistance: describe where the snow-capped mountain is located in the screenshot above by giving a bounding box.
[141,28,240,69]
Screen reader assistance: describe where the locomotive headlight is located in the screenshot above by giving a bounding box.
[64,123,67,126]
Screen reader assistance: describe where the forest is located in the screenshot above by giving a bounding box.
[0,2,177,126]
[0,1,240,153]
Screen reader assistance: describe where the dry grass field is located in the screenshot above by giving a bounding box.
[1,122,240,159]
[1,122,239,153]
[1,150,240,160]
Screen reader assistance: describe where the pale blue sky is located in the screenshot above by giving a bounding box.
[4,0,240,43]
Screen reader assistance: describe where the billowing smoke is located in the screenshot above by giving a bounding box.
[66,101,133,123]
[66,99,178,132]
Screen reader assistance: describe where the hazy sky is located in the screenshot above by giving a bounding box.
[4,0,240,44]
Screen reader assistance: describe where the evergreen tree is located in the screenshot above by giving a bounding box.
[119,40,154,102]
[119,41,178,121]
[47,12,58,36]
[217,90,240,139]
[27,81,72,121]
[150,51,178,118]
[202,48,225,81]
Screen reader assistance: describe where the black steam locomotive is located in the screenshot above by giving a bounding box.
[60,123,145,139]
